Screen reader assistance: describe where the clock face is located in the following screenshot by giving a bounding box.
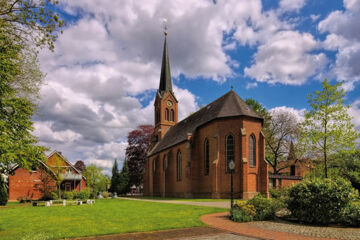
[167,100,173,107]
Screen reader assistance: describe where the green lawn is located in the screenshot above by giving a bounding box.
[126,196,231,202]
[0,199,226,240]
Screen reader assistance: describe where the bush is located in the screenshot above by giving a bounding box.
[102,191,110,198]
[286,178,356,225]
[51,191,59,200]
[340,201,360,227]
[248,194,284,221]
[230,201,256,222]
[0,175,8,206]
[17,196,31,203]
[269,187,288,199]
[77,189,91,200]
[62,191,74,200]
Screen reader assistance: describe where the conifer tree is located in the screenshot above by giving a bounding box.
[109,159,120,194]
[119,160,130,194]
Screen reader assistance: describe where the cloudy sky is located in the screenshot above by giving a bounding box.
[34,0,360,175]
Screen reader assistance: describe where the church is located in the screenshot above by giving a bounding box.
[143,33,269,199]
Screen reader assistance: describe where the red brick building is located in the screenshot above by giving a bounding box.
[8,151,86,201]
[143,34,269,199]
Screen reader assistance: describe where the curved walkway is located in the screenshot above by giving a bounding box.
[201,212,360,240]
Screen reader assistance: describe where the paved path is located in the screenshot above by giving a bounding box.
[120,197,230,208]
[201,212,359,240]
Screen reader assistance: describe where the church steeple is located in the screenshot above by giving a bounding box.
[158,35,172,95]
[152,26,178,144]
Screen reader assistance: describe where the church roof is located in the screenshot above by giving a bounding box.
[149,90,263,156]
[158,36,172,96]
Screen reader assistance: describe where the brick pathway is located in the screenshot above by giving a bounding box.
[200,212,340,240]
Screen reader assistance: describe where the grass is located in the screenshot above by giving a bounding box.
[0,198,226,240]
[126,196,231,202]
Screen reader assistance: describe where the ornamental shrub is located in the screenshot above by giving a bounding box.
[0,175,8,206]
[286,178,356,225]
[248,194,284,220]
[340,201,360,227]
[77,189,91,200]
[269,187,288,199]
[62,191,74,200]
[102,191,110,198]
[230,201,256,222]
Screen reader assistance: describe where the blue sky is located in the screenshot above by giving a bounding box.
[34,0,360,173]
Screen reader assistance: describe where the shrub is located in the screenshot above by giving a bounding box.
[0,175,8,206]
[102,191,110,198]
[269,187,288,199]
[17,196,31,203]
[248,194,284,221]
[230,201,256,222]
[51,191,59,200]
[62,191,74,200]
[77,189,91,200]
[340,201,360,227]
[286,178,356,225]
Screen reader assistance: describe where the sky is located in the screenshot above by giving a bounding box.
[34,0,360,175]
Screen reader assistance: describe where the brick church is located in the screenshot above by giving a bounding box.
[143,33,269,199]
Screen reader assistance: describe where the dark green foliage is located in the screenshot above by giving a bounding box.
[248,194,284,221]
[119,160,130,194]
[109,159,121,194]
[0,175,8,206]
[51,191,59,200]
[269,187,288,199]
[340,201,360,227]
[287,178,356,225]
[76,189,91,200]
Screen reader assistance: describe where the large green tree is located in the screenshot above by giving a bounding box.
[83,165,108,197]
[300,79,359,178]
[109,159,121,194]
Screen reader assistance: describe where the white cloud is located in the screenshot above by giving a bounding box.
[244,31,327,85]
[246,82,258,89]
[269,106,305,122]
[278,0,307,13]
[319,0,360,91]
[349,99,360,129]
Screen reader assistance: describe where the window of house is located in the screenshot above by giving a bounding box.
[204,138,210,176]
[170,109,175,121]
[226,134,234,173]
[290,165,296,176]
[177,151,182,181]
[165,108,169,121]
[249,134,256,167]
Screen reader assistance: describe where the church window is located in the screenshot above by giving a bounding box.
[249,134,256,167]
[204,139,210,176]
[170,109,175,121]
[177,151,182,181]
[163,155,167,172]
[165,108,169,121]
[226,134,234,173]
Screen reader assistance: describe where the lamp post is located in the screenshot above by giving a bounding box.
[228,160,235,209]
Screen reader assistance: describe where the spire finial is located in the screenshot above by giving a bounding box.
[162,18,168,36]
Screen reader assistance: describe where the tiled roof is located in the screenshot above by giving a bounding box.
[149,90,262,156]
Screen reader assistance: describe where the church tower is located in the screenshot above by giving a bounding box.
[152,30,178,143]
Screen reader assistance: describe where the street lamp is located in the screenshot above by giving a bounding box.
[228,160,235,208]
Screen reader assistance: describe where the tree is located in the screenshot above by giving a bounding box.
[266,110,300,174]
[74,160,86,172]
[300,79,359,178]
[119,160,130,194]
[83,165,108,197]
[34,167,55,200]
[0,174,8,205]
[0,28,47,176]
[245,99,299,174]
[0,0,64,50]
[126,125,153,187]
[109,159,121,194]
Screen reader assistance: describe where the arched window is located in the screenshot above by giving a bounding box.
[249,134,256,167]
[176,151,182,181]
[165,108,169,121]
[163,155,167,172]
[170,109,175,121]
[204,139,210,175]
[226,134,234,173]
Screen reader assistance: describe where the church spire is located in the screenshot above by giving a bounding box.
[158,28,172,95]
